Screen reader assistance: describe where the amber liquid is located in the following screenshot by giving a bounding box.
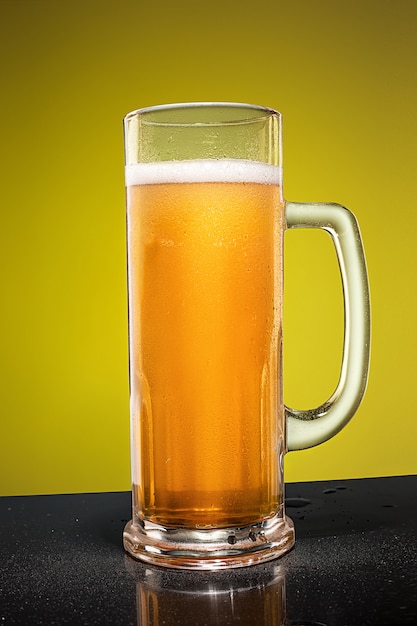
[127,170,284,528]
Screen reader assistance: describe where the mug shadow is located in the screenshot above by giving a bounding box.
[285,477,410,539]
[83,490,131,548]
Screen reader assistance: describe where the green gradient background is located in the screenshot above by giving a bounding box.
[1,0,416,495]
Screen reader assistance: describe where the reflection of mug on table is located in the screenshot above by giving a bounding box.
[123,103,370,569]
[130,561,286,626]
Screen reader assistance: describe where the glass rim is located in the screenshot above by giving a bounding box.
[124,102,281,127]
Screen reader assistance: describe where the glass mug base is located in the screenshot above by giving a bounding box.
[123,511,295,570]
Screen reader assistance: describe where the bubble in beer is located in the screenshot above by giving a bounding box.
[125,158,282,187]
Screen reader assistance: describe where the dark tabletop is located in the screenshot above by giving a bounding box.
[1,475,416,625]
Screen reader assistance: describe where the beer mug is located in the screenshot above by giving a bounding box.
[123,103,370,570]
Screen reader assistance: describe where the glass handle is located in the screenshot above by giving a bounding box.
[285,202,371,451]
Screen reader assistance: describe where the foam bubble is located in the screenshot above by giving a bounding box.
[125,159,282,186]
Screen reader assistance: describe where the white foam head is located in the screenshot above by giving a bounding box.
[125,159,282,186]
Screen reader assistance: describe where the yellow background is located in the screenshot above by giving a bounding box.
[1,0,416,496]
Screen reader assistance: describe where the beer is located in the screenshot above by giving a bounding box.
[126,159,285,528]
